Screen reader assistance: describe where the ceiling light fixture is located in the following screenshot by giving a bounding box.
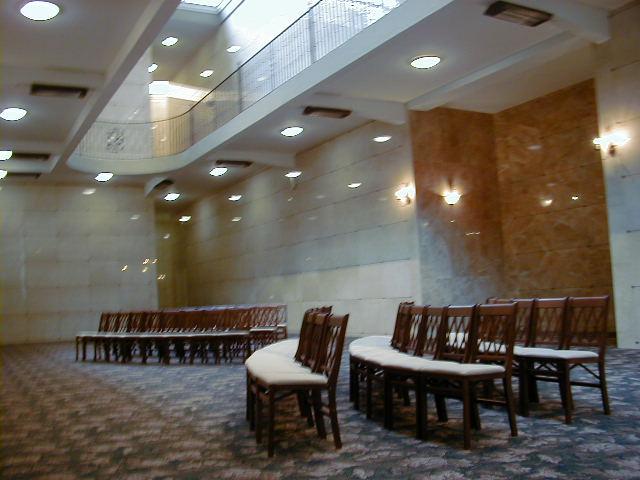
[443,189,461,205]
[232,216,242,222]
[82,188,96,195]
[373,135,392,143]
[280,126,304,137]
[164,192,180,201]
[410,56,441,69]
[285,171,302,178]
[0,150,12,161]
[179,215,191,222]
[148,63,158,73]
[227,45,241,53]
[209,167,228,177]
[94,172,113,182]
[20,1,60,21]
[200,69,214,78]
[130,214,141,221]
[0,170,7,180]
[161,36,179,47]
[1,108,27,121]
[348,182,362,189]
[228,194,242,201]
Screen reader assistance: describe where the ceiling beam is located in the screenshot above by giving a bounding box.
[305,93,407,125]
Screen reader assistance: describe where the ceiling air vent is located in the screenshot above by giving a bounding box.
[303,106,351,119]
[10,152,50,162]
[31,83,89,99]
[6,172,42,179]
[151,179,174,191]
[484,1,552,27]
[215,160,253,168]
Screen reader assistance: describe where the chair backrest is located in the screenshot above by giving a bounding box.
[98,313,111,331]
[401,305,428,354]
[472,303,517,374]
[436,305,476,362]
[294,306,332,363]
[531,297,568,348]
[390,301,414,350]
[314,314,349,387]
[420,306,446,357]
[303,312,331,370]
[564,296,609,354]
[511,298,534,346]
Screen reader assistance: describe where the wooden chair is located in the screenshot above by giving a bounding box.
[250,313,349,456]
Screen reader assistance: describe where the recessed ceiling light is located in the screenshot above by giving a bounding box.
[130,214,141,221]
[148,63,158,73]
[164,192,180,201]
[179,215,191,222]
[161,36,179,47]
[228,194,242,201]
[232,216,242,222]
[226,45,241,53]
[20,1,60,21]
[82,188,96,195]
[285,171,302,178]
[1,108,27,121]
[200,69,214,78]
[0,150,12,161]
[348,182,362,189]
[373,135,392,143]
[0,170,7,180]
[95,172,113,182]
[210,167,228,176]
[410,55,441,69]
[280,126,304,137]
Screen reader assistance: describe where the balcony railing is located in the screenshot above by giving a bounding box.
[76,0,405,161]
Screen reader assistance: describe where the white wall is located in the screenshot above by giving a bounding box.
[179,121,421,334]
[0,185,159,345]
[595,3,640,348]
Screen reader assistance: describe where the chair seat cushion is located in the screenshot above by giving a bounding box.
[349,335,392,348]
[251,371,328,386]
[514,346,599,360]
[260,339,298,357]
[380,354,505,376]
[349,336,394,361]
[246,351,327,386]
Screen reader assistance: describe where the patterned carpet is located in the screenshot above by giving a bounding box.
[1,341,639,479]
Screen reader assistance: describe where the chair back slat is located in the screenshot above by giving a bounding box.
[315,314,349,386]
[565,296,609,352]
[437,305,475,362]
[402,305,428,354]
[390,301,414,350]
[473,303,517,373]
[531,298,567,347]
[421,306,446,357]
[511,298,534,346]
[303,312,331,370]
[295,306,332,363]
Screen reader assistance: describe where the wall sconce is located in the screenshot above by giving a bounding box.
[593,130,630,156]
[443,189,461,205]
[395,183,415,205]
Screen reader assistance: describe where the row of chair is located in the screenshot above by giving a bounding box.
[349,296,609,449]
[75,304,288,364]
[245,306,349,457]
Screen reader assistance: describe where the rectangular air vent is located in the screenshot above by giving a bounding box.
[484,1,552,27]
[31,83,89,99]
[303,106,351,119]
[11,152,50,162]
[6,172,42,179]
[215,160,253,168]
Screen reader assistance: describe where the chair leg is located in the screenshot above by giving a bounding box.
[518,359,530,417]
[462,380,472,450]
[353,366,361,410]
[312,390,327,439]
[255,391,263,444]
[349,361,355,402]
[402,386,411,407]
[366,368,373,420]
[82,339,87,361]
[75,339,79,361]
[297,392,314,427]
[328,388,342,449]
[503,377,518,437]
[415,376,427,440]
[435,394,448,422]
[598,360,611,415]
[267,390,275,457]
[246,373,252,421]
[471,385,481,431]
[528,360,539,403]
[558,361,573,424]
[383,371,393,430]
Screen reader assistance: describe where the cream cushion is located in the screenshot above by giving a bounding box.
[514,346,598,360]
[245,350,327,386]
[260,339,299,357]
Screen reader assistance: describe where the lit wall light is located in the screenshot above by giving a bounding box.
[152,259,158,264]
[142,267,149,273]
[395,183,415,205]
[348,182,362,189]
[143,258,150,265]
[227,45,241,53]
[179,215,191,222]
[95,172,113,182]
[163,233,171,239]
[121,265,128,272]
[232,216,242,222]
[443,189,461,205]
[164,192,180,201]
[593,130,630,156]
[540,198,553,207]
[0,169,7,180]
[373,135,392,143]
[148,63,158,73]
[161,36,179,47]
[130,214,140,221]
[228,194,242,201]
[210,167,228,177]
[571,195,579,201]
[82,188,96,195]
[0,150,12,161]
[285,171,302,178]
[200,69,214,78]
[157,274,166,280]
